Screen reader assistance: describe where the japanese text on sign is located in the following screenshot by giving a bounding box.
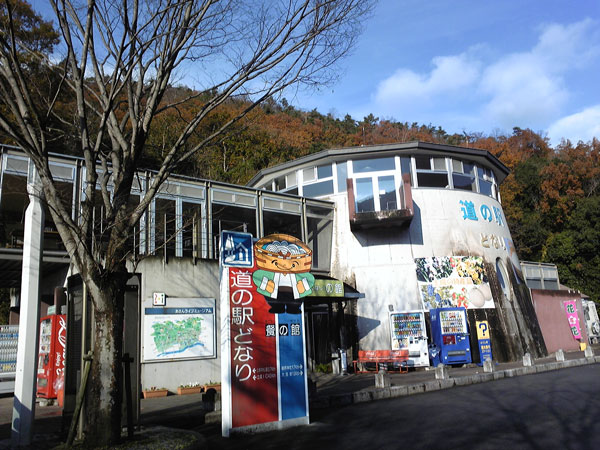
[230,270,255,382]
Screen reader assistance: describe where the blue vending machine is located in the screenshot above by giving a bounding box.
[430,307,472,366]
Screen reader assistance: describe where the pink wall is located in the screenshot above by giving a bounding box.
[531,290,588,353]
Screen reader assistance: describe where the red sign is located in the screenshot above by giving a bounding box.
[229,268,278,427]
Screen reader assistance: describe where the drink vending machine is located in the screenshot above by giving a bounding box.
[389,310,429,367]
[37,314,67,400]
[429,307,471,366]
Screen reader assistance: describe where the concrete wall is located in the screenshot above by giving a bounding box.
[136,257,221,391]
[330,188,546,362]
[531,290,587,353]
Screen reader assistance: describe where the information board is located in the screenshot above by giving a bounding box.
[143,298,216,362]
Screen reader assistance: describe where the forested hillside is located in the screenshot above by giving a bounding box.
[145,96,598,302]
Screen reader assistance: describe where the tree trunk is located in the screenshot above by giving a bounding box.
[82,278,126,446]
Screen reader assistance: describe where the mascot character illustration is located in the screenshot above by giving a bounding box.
[252,234,315,314]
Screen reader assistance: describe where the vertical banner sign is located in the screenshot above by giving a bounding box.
[221,232,311,436]
[564,301,582,340]
[229,267,278,428]
[54,315,67,399]
[476,320,492,365]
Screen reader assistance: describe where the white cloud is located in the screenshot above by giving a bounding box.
[479,20,598,128]
[374,52,480,103]
[547,105,600,145]
[480,54,568,127]
[367,19,600,135]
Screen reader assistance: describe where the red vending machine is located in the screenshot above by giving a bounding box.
[37,314,67,400]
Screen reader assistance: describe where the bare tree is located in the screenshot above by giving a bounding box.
[0,0,373,445]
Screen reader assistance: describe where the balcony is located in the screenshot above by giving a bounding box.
[347,173,414,231]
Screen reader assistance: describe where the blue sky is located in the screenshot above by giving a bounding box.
[30,0,600,146]
[289,0,600,146]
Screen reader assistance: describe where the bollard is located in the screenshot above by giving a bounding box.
[483,359,494,373]
[375,371,390,388]
[435,364,449,380]
[555,349,565,362]
[522,353,534,367]
[584,346,595,358]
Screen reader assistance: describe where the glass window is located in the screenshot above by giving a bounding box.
[415,156,431,170]
[400,157,412,185]
[285,172,297,188]
[182,202,202,258]
[306,205,333,272]
[262,210,301,237]
[432,157,446,171]
[303,167,316,183]
[155,197,176,258]
[317,164,332,179]
[452,162,476,191]
[415,155,449,188]
[303,180,334,198]
[478,167,494,197]
[355,178,374,213]
[416,172,448,188]
[452,160,463,173]
[378,175,397,211]
[336,161,348,193]
[0,173,29,248]
[4,156,29,175]
[211,204,257,258]
[353,157,395,173]
[274,176,285,191]
[453,174,476,191]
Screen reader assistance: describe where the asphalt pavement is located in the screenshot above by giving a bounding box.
[0,346,598,448]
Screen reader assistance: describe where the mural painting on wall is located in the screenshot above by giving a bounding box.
[415,256,494,310]
[221,232,313,436]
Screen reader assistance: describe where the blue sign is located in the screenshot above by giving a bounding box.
[478,338,492,365]
[221,231,254,267]
[277,312,307,420]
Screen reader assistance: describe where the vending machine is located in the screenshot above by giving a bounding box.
[429,307,471,366]
[37,314,67,399]
[389,310,429,367]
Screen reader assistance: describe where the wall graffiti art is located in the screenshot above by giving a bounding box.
[415,256,494,310]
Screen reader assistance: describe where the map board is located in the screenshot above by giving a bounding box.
[143,298,216,362]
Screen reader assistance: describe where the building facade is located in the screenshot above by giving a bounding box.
[1,141,549,404]
[248,142,547,365]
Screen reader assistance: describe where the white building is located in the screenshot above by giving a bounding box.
[248,141,547,365]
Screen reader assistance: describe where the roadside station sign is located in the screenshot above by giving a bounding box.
[220,233,310,436]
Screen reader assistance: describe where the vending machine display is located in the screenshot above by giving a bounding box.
[389,311,429,367]
[430,307,471,366]
[37,315,67,399]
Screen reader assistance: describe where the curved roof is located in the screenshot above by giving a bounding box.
[247,141,510,187]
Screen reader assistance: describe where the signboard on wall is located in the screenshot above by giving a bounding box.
[563,300,582,340]
[415,256,494,310]
[221,233,311,436]
[143,298,216,362]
